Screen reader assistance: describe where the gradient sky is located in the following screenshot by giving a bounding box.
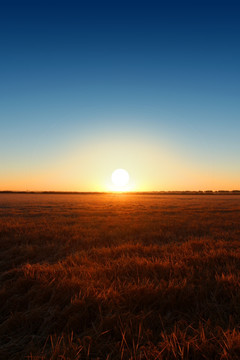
[1,0,239,191]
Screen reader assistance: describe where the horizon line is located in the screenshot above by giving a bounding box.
[1,190,240,195]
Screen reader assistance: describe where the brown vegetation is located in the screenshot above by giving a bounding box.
[0,194,240,359]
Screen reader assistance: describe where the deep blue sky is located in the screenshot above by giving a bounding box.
[1,1,240,190]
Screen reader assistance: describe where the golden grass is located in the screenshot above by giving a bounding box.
[0,194,240,359]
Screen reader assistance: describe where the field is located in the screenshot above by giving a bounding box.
[1,193,240,360]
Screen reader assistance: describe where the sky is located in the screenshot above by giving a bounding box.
[0,0,239,191]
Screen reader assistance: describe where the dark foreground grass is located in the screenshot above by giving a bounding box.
[0,194,240,359]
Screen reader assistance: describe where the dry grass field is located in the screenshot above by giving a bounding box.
[0,193,240,360]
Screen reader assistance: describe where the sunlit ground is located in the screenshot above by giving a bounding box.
[1,193,240,359]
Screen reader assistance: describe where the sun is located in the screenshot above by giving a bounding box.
[111,169,129,187]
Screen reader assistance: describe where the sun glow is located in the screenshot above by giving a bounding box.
[110,169,130,191]
[112,169,129,186]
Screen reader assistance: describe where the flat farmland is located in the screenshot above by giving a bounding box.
[0,194,240,359]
